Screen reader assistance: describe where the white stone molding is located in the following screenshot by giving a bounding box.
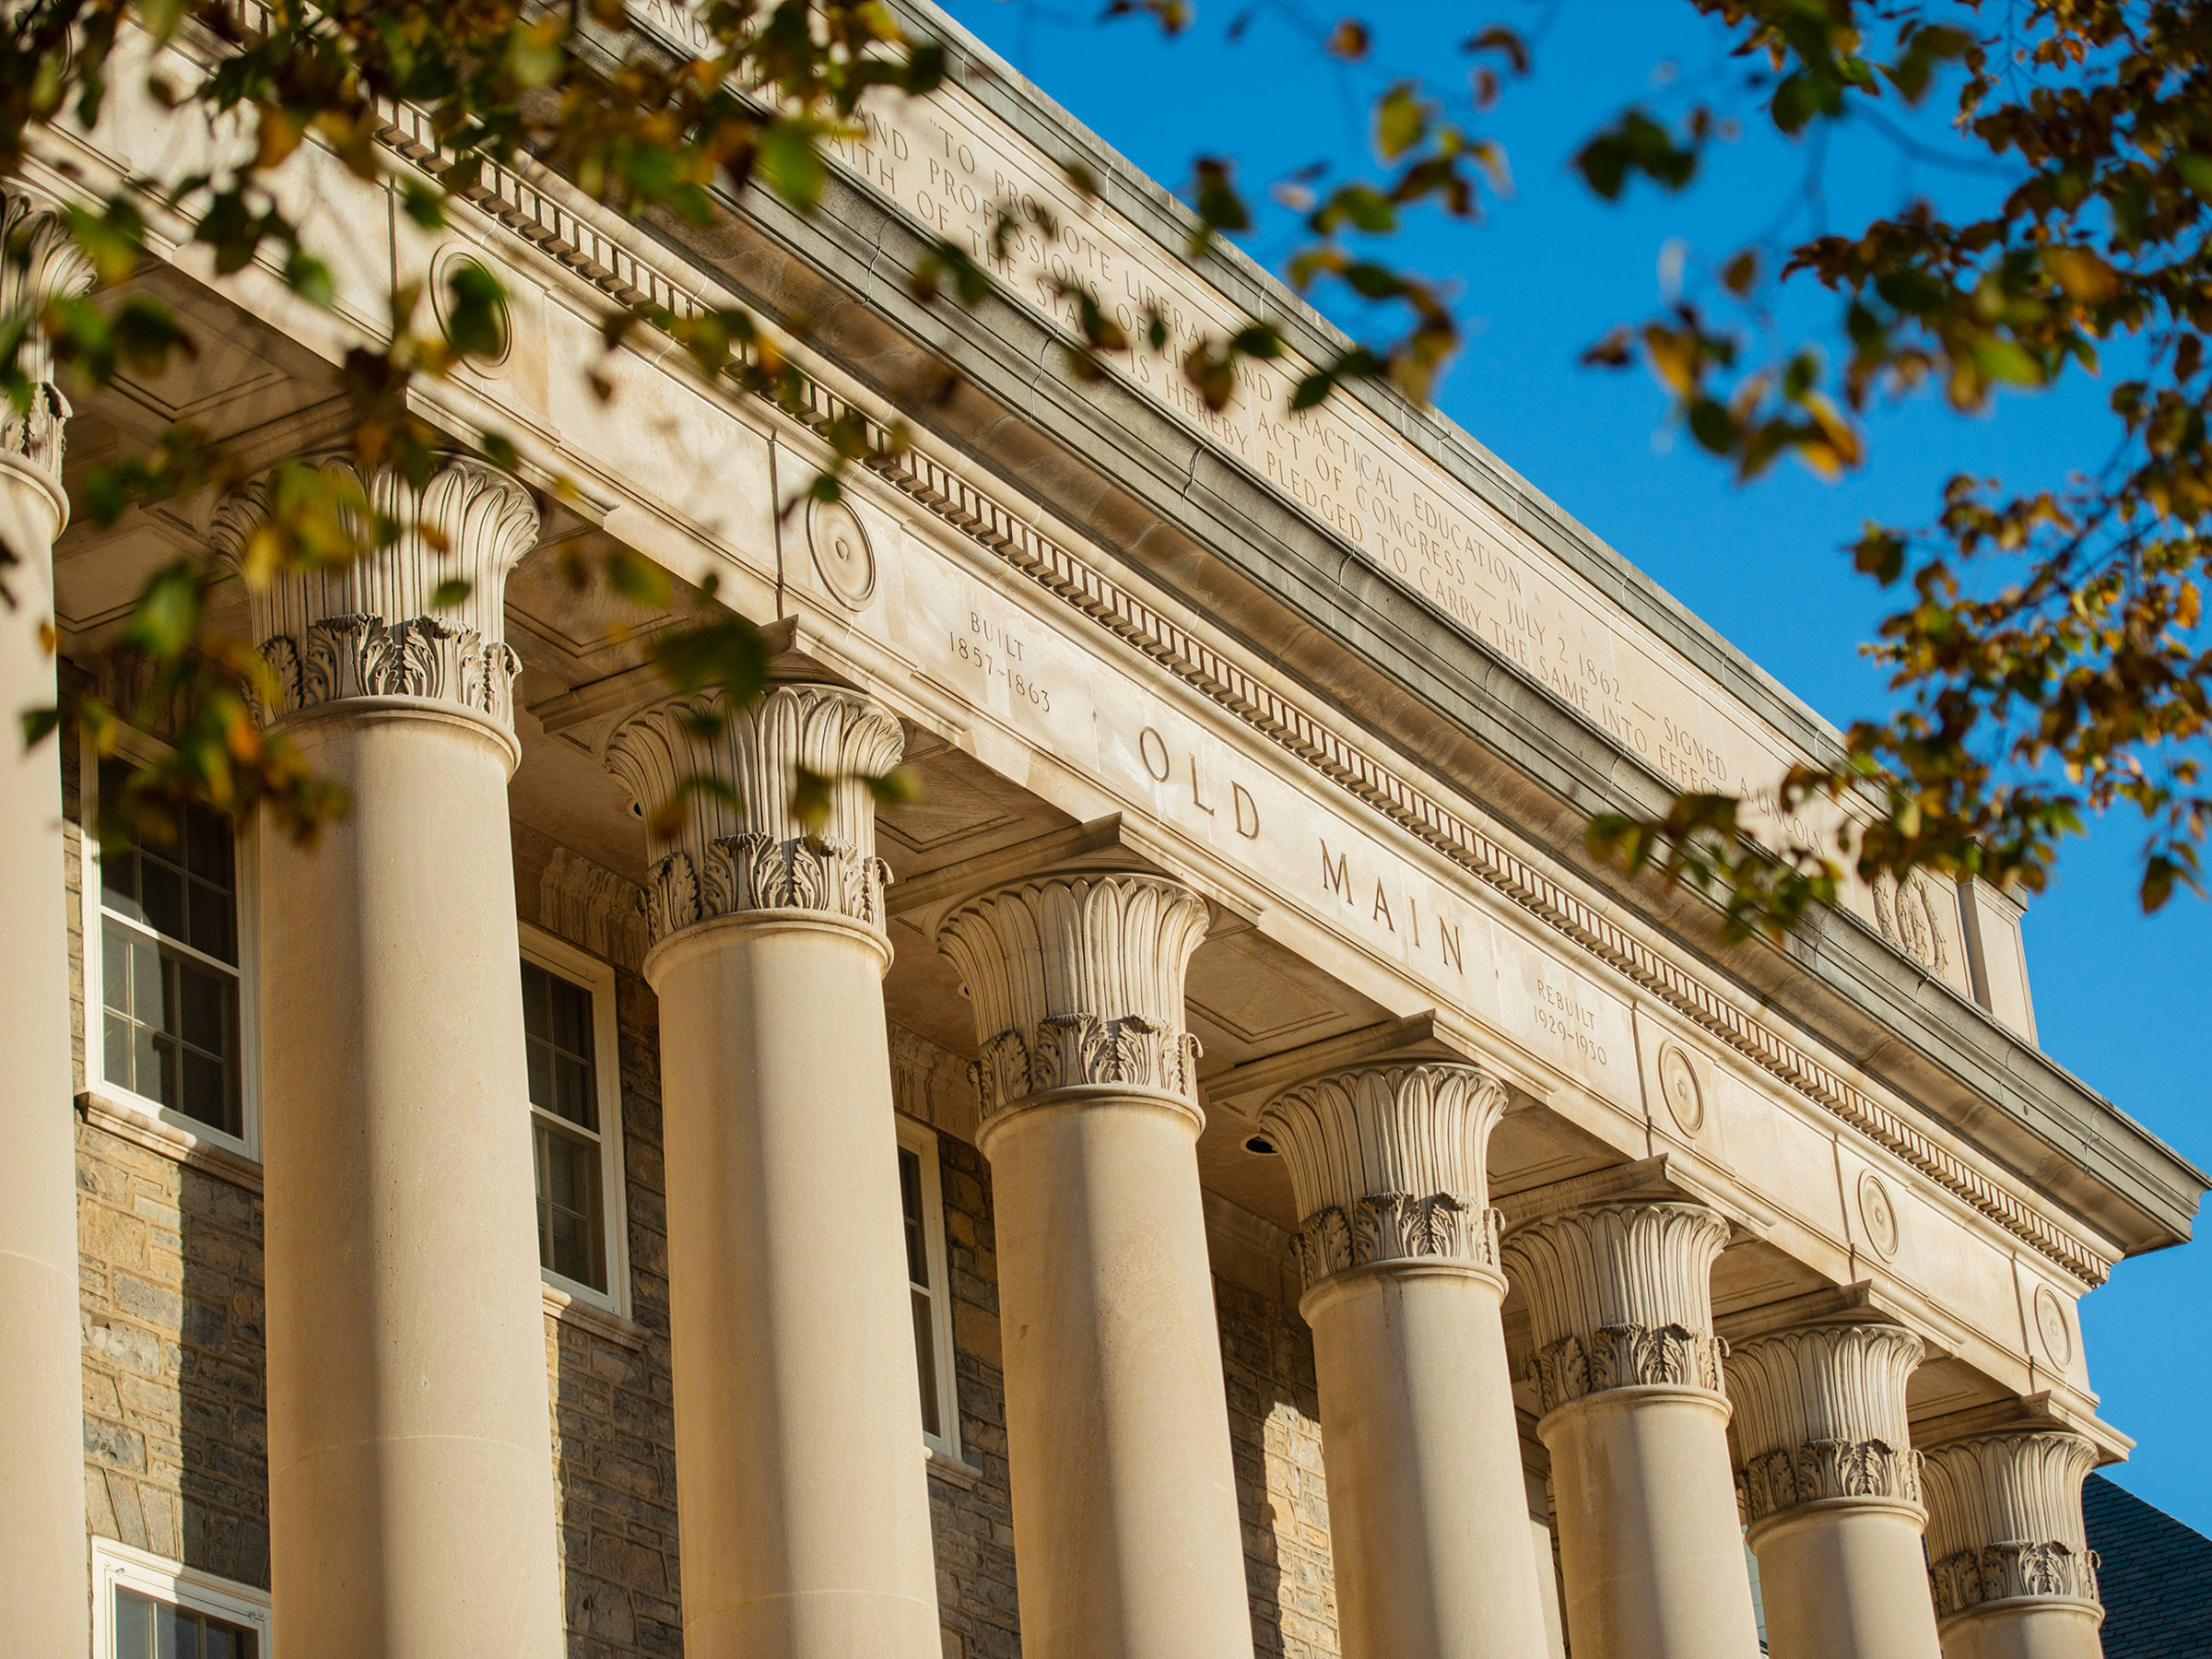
[213,456,540,735]
[1502,1201,1731,1416]
[935,873,1209,1117]
[605,681,904,947]
[1920,1430,2101,1621]
[1726,1322,1925,1529]
[537,846,649,971]
[1260,1063,1509,1295]
[0,189,94,492]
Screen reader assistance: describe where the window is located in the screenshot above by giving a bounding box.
[896,1117,959,1460]
[88,755,256,1149]
[520,927,627,1310]
[92,1538,271,1659]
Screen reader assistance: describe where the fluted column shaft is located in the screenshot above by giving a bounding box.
[240,457,564,1658]
[1921,1430,2103,1659]
[1502,1200,1759,1659]
[0,190,92,1659]
[937,875,1253,1659]
[1260,1065,1550,1659]
[610,683,941,1659]
[1727,1323,1940,1659]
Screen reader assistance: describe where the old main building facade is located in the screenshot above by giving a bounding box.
[1,5,2202,1658]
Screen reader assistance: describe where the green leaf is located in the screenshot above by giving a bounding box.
[429,579,472,610]
[758,121,830,215]
[18,705,61,748]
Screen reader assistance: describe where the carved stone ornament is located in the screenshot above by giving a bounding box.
[1261,1065,1510,1294]
[1725,1323,1925,1528]
[807,494,877,610]
[1501,1201,1732,1417]
[935,874,1210,1117]
[1873,870,1951,974]
[1921,1431,2101,1620]
[211,456,540,735]
[1657,1041,1704,1136]
[605,682,905,947]
[1858,1171,1901,1262]
[0,190,94,489]
[2033,1285,2075,1370]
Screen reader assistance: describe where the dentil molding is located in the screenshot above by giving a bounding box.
[212,456,540,735]
[1261,1064,1509,1294]
[1725,1322,1925,1527]
[1503,1201,1732,1416]
[935,873,1209,1117]
[605,681,905,947]
[1921,1430,2101,1620]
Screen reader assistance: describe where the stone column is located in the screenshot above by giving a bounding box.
[0,189,93,1659]
[606,684,942,1659]
[1921,1430,2103,1659]
[936,875,1254,1659]
[1727,1323,1941,1659]
[1502,1199,1761,1659]
[1258,1064,1552,1659]
[238,457,566,1658]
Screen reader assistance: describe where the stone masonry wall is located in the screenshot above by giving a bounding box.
[541,967,683,1659]
[1218,1277,1339,1659]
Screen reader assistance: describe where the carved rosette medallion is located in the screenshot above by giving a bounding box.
[1501,1202,1731,1417]
[1725,1323,1925,1530]
[606,682,905,947]
[213,456,540,735]
[2032,1286,2075,1370]
[806,495,877,610]
[935,874,1209,1118]
[1657,1041,1704,1136]
[1857,1171,1901,1262]
[0,191,94,492]
[1921,1431,2101,1622]
[1260,1065,1509,1297]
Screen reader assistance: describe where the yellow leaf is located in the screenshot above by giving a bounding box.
[2043,246,2121,304]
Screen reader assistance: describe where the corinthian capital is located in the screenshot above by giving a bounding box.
[1260,1064,1508,1296]
[935,874,1209,1118]
[214,456,540,737]
[606,681,904,948]
[1921,1430,2100,1622]
[1501,1201,1730,1416]
[0,189,95,488]
[1726,1323,1924,1530]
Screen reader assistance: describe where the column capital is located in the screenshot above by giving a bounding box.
[935,872,1208,1122]
[0,188,95,500]
[1920,1429,2101,1624]
[1259,1063,1509,1299]
[1726,1321,1924,1533]
[213,455,540,745]
[606,681,905,953]
[1501,1199,1730,1417]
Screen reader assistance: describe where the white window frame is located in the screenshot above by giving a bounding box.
[895,1114,960,1462]
[520,923,630,1317]
[91,1535,273,1657]
[80,733,263,1161]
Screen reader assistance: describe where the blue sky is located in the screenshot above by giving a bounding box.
[933,0,2212,1528]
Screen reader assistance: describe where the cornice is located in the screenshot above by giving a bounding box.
[52,53,2156,1283]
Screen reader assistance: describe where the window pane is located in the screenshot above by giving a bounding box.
[556,1054,594,1130]
[154,1599,196,1659]
[132,935,163,1032]
[898,1147,928,1287]
[536,1123,606,1291]
[188,877,237,966]
[179,958,228,1051]
[912,1287,940,1439]
[551,973,591,1056]
[521,961,549,1042]
[115,1586,154,1659]
[139,1026,170,1108]
[102,847,140,918]
[140,856,184,940]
